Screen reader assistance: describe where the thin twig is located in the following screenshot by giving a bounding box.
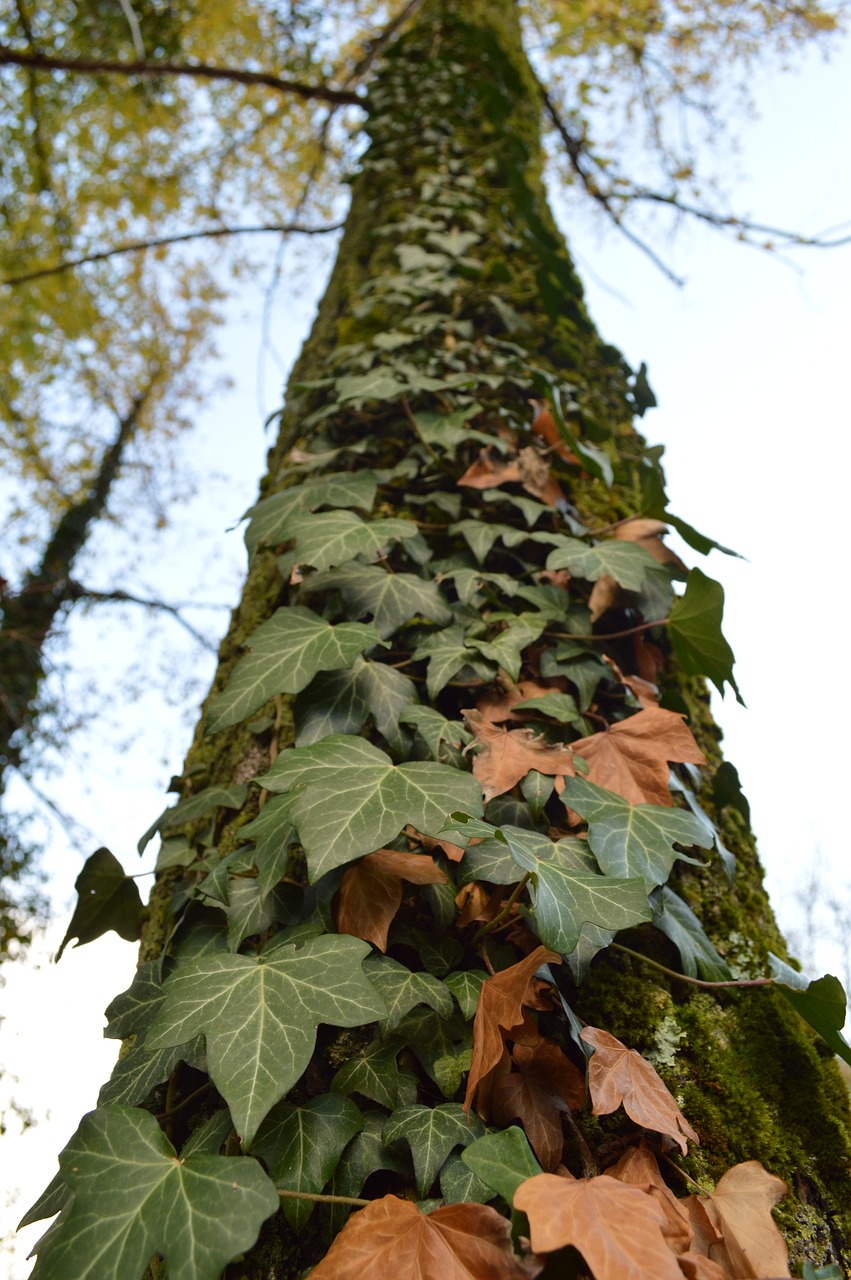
[547,618,668,643]
[277,1189,370,1207]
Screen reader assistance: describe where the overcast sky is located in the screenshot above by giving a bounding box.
[3,31,851,1277]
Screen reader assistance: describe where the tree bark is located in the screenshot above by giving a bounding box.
[41,0,851,1275]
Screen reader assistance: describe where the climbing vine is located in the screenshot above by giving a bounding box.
[22,2,851,1277]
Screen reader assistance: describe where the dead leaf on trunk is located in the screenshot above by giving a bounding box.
[514,1173,686,1280]
[491,1040,586,1170]
[309,1195,539,1280]
[692,1161,790,1278]
[474,680,558,725]
[602,655,659,709]
[458,451,523,490]
[571,706,705,806]
[337,849,447,951]
[463,708,576,803]
[581,1026,699,1154]
[616,518,687,574]
[517,446,566,505]
[589,574,626,622]
[465,946,561,1113]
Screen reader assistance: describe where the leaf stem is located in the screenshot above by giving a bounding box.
[277,1189,370,1207]
[547,618,668,643]
[611,943,773,989]
[473,873,531,945]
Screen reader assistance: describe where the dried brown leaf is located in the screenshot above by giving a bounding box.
[517,446,566,505]
[616,518,687,573]
[581,1027,699,1155]
[514,1173,685,1280]
[491,1040,586,1170]
[602,655,659,709]
[696,1161,790,1278]
[571,706,706,806]
[528,400,582,465]
[309,1195,538,1280]
[336,849,446,952]
[473,680,557,725]
[677,1252,731,1279]
[588,574,626,621]
[464,946,561,1113]
[464,708,576,803]
[457,452,523,490]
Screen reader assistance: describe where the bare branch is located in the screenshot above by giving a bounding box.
[2,219,345,287]
[345,0,429,87]
[615,187,851,249]
[536,77,685,286]
[65,585,222,652]
[0,45,364,108]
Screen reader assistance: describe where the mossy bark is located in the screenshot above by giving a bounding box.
[133,0,851,1275]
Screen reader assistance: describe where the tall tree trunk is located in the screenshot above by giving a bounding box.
[30,1,851,1276]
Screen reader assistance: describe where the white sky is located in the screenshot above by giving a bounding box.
[3,32,851,1278]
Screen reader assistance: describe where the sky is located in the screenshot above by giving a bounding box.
[3,28,851,1277]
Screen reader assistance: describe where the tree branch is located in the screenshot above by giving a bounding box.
[0,45,364,108]
[2,220,345,287]
[64,585,222,652]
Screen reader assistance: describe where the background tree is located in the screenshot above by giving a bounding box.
[5,0,851,1277]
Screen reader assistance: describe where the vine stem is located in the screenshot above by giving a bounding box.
[473,873,531,945]
[277,1189,370,1207]
[546,618,668,643]
[611,943,773,989]
[656,1150,712,1195]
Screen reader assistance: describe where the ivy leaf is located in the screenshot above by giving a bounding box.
[512,691,583,725]
[28,1106,278,1280]
[461,1128,543,1204]
[244,471,380,556]
[463,709,576,804]
[236,795,298,896]
[491,1040,586,1170]
[338,852,447,953]
[384,1103,486,1195]
[308,1196,533,1280]
[469,613,550,681]
[571,706,705,807]
[251,1094,363,1231]
[283,510,420,572]
[56,848,143,961]
[451,519,529,564]
[499,827,652,953]
[147,933,386,1146]
[332,1037,403,1109]
[652,886,732,982]
[439,1151,493,1205]
[295,658,416,750]
[140,784,247,854]
[563,776,711,890]
[545,537,659,590]
[256,734,483,879]
[768,954,851,1067]
[206,607,382,733]
[394,1008,473,1097]
[412,626,495,698]
[400,705,471,763]
[303,562,452,638]
[581,1026,699,1153]
[364,954,454,1030]
[444,970,488,1020]
[668,568,743,703]
[332,1111,411,1199]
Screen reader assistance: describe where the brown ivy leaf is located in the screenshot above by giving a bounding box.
[602,655,659,709]
[615,518,687,574]
[407,826,466,863]
[633,633,666,683]
[571,706,706,806]
[474,680,557,725]
[464,946,561,1113]
[606,1145,693,1257]
[463,709,576,803]
[458,451,523,490]
[693,1161,790,1278]
[491,1040,586,1171]
[517,447,566,506]
[528,400,582,465]
[455,881,504,927]
[336,849,447,952]
[514,1173,686,1280]
[588,574,626,622]
[309,1195,539,1280]
[581,1027,699,1154]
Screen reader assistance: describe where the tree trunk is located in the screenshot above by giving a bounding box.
[31,0,851,1276]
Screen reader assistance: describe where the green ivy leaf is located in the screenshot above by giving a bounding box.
[399,705,471,763]
[412,625,495,698]
[243,471,380,556]
[652,886,732,981]
[444,969,487,1019]
[28,1106,278,1280]
[450,519,529,564]
[545,536,659,590]
[470,612,550,681]
[384,1103,485,1195]
[768,954,851,1067]
[563,777,711,890]
[439,1151,493,1204]
[512,691,583,725]
[295,657,416,750]
[206,607,382,733]
[303,562,452,638]
[392,1008,472,1096]
[331,1038,402,1109]
[495,826,651,952]
[147,933,386,1146]
[180,1110,234,1158]
[364,954,454,1031]
[331,1110,411,1199]
[252,1095,363,1231]
[236,795,298,896]
[282,509,421,572]
[668,568,743,702]
[56,849,143,961]
[256,734,483,879]
[461,1127,543,1203]
[140,784,248,854]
